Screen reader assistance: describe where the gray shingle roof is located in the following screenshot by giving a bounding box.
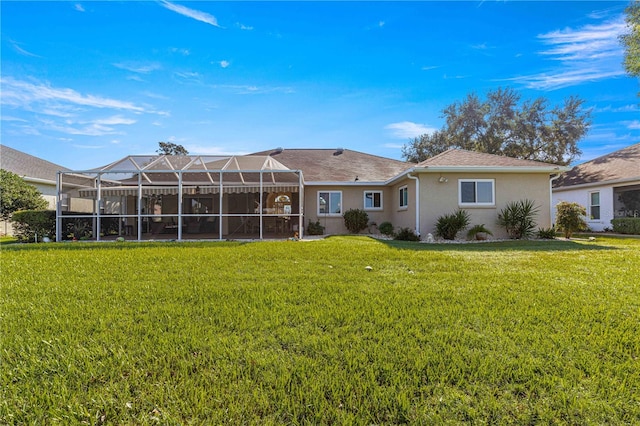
[0,145,69,182]
[553,143,640,188]
[252,148,413,183]
[418,148,563,168]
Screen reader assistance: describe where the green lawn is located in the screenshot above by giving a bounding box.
[1,236,639,424]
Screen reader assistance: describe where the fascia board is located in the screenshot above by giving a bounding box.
[553,177,640,192]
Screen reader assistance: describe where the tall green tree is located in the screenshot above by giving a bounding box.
[620,1,640,81]
[402,88,591,165]
[0,169,48,221]
[157,141,189,155]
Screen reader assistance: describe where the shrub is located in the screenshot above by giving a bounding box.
[306,219,325,236]
[611,218,640,235]
[343,209,369,234]
[394,227,420,241]
[467,224,493,240]
[11,210,56,243]
[497,199,539,239]
[537,227,557,239]
[435,210,471,240]
[378,221,394,236]
[555,201,587,239]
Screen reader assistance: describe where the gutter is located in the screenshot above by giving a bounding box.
[549,173,562,225]
[407,173,420,237]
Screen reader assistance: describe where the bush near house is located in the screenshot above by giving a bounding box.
[343,209,369,234]
[435,210,470,240]
[11,210,56,243]
[611,218,640,235]
[378,221,394,236]
[497,199,539,239]
[555,201,588,239]
[393,227,420,241]
[306,219,325,235]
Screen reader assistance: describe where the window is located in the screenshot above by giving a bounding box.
[364,191,383,210]
[318,191,342,215]
[399,186,408,208]
[589,191,600,220]
[459,179,495,206]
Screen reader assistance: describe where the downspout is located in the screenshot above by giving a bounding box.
[407,172,420,237]
[550,173,561,227]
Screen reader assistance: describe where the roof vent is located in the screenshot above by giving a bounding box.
[334,147,344,156]
[273,147,284,155]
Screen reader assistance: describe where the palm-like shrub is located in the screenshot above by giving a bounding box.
[497,199,539,239]
[435,210,471,240]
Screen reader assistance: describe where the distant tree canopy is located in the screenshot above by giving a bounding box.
[402,88,591,166]
[0,169,48,221]
[621,1,640,82]
[157,142,189,156]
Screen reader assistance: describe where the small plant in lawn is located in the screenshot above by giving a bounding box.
[378,221,394,237]
[343,208,369,234]
[555,201,587,239]
[435,209,470,240]
[497,199,539,239]
[466,224,493,240]
[537,227,557,239]
[394,227,420,241]
[306,219,325,235]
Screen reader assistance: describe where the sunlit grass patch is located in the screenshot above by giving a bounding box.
[1,236,639,423]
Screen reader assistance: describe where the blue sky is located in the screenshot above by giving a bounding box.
[2,1,638,170]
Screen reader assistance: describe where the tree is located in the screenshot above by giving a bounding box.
[0,169,47,222]
[620,1,640,82]
[402,88,591,165]
[555,201,588,239]
[157,142,189,155]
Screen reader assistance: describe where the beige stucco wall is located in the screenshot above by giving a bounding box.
[387,178,417,234]
[418,172,553,239]
[304,185,395,235]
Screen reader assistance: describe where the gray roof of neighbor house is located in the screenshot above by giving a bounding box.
[417,148,566,169]
[0,144,69,183]
[553,142,640,189]
[252,148,413,183]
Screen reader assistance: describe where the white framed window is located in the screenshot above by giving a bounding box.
[589,191,600,220]
[459,179,495,206]
[399,186,408,209]
[318,191,342,216]
[364,191,383,210]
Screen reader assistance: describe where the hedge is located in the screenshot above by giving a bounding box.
[611,217,640,235]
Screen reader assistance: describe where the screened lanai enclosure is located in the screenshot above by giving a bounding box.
[56,155,303,241]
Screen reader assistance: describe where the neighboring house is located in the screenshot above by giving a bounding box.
[0,145,69,236]
[55,147,566,241]
[552,143,640,232]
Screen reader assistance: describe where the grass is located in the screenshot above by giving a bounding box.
[1,236,639,424]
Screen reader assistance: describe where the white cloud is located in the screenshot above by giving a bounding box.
[170,47,190,56]
[74,3,84,12]
[237,23,253,31]
[0,115,27,122]
[1,77,148,112]
[219,60,230,68]
[113,62,161,74]
[421,66,439,71]
[626,120,640,130]
[9,40,40,57]
[159,1,221,28]
[385,121,437,139]
[378,21,385,27]
[92,115,137,126]
[508,16,627,90]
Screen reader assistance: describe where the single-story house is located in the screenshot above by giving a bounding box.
[552,142,640,232]
[0,145,70,236]
[55,147,567,241]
